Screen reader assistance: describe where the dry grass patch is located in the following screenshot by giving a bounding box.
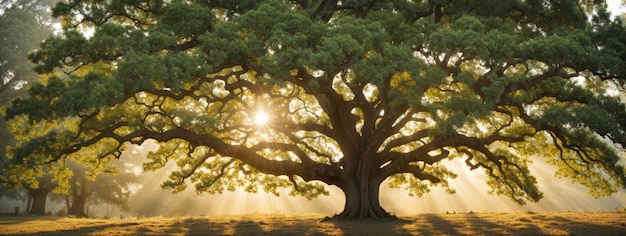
[1,212,625,235]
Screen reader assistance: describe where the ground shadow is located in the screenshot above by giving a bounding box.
[421,214,465,235]
[418,212,626,236]
[233,220,266,234]
[464,213,542,235]
[0,216,57,226]
[19,221,142,236]
[327,218,415,235]
[165,217,227,235]
[2,212,626,235]
[547,215,626,235]
[229,216,339,235]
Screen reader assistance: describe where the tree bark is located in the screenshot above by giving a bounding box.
[68,175,90,217]
[328,175,393,220]
[25,192,32,215]
[68,195,88,217]
[27,188,50,216]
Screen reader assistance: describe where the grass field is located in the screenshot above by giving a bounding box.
[1,212,626,235]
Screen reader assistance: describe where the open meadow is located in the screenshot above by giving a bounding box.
[1,212,626,235]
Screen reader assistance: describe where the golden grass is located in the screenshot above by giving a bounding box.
[1,212,626,235]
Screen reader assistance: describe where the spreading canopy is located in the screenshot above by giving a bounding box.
[4,0,626,219]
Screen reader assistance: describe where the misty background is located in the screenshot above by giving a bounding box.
[2,140,625,217]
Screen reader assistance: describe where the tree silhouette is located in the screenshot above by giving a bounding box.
[4,0,626,219]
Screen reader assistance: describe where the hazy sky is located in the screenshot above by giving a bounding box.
[608,0,626,16]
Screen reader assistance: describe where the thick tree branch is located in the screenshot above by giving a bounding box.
[62,124,346,186]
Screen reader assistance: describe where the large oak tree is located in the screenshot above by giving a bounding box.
[4,0,626,219]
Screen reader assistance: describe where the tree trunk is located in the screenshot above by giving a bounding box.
[328,175,393,220]
[68,195,88,217]
[27,188,49,216]
[68,176,89,218]
[25,192,33,214]
[63,195,70,215]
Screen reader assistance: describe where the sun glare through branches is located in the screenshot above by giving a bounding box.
[254,109,270,126]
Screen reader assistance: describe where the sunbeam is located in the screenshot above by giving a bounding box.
[381,158,626,215]
[76,141,625,218]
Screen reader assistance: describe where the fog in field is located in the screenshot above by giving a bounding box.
[103,141,626,216]
[2,140,624,218]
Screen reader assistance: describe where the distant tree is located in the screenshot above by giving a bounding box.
[1,152,60,216]
[1,163,61,215]
[24,173,57,215]
[0,161,26,211]
[55,159,136,218]
[4,0,626,220]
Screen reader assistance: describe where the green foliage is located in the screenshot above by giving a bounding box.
[388,162,458,197]
[4,0,626,218]
[157,1,215,39]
